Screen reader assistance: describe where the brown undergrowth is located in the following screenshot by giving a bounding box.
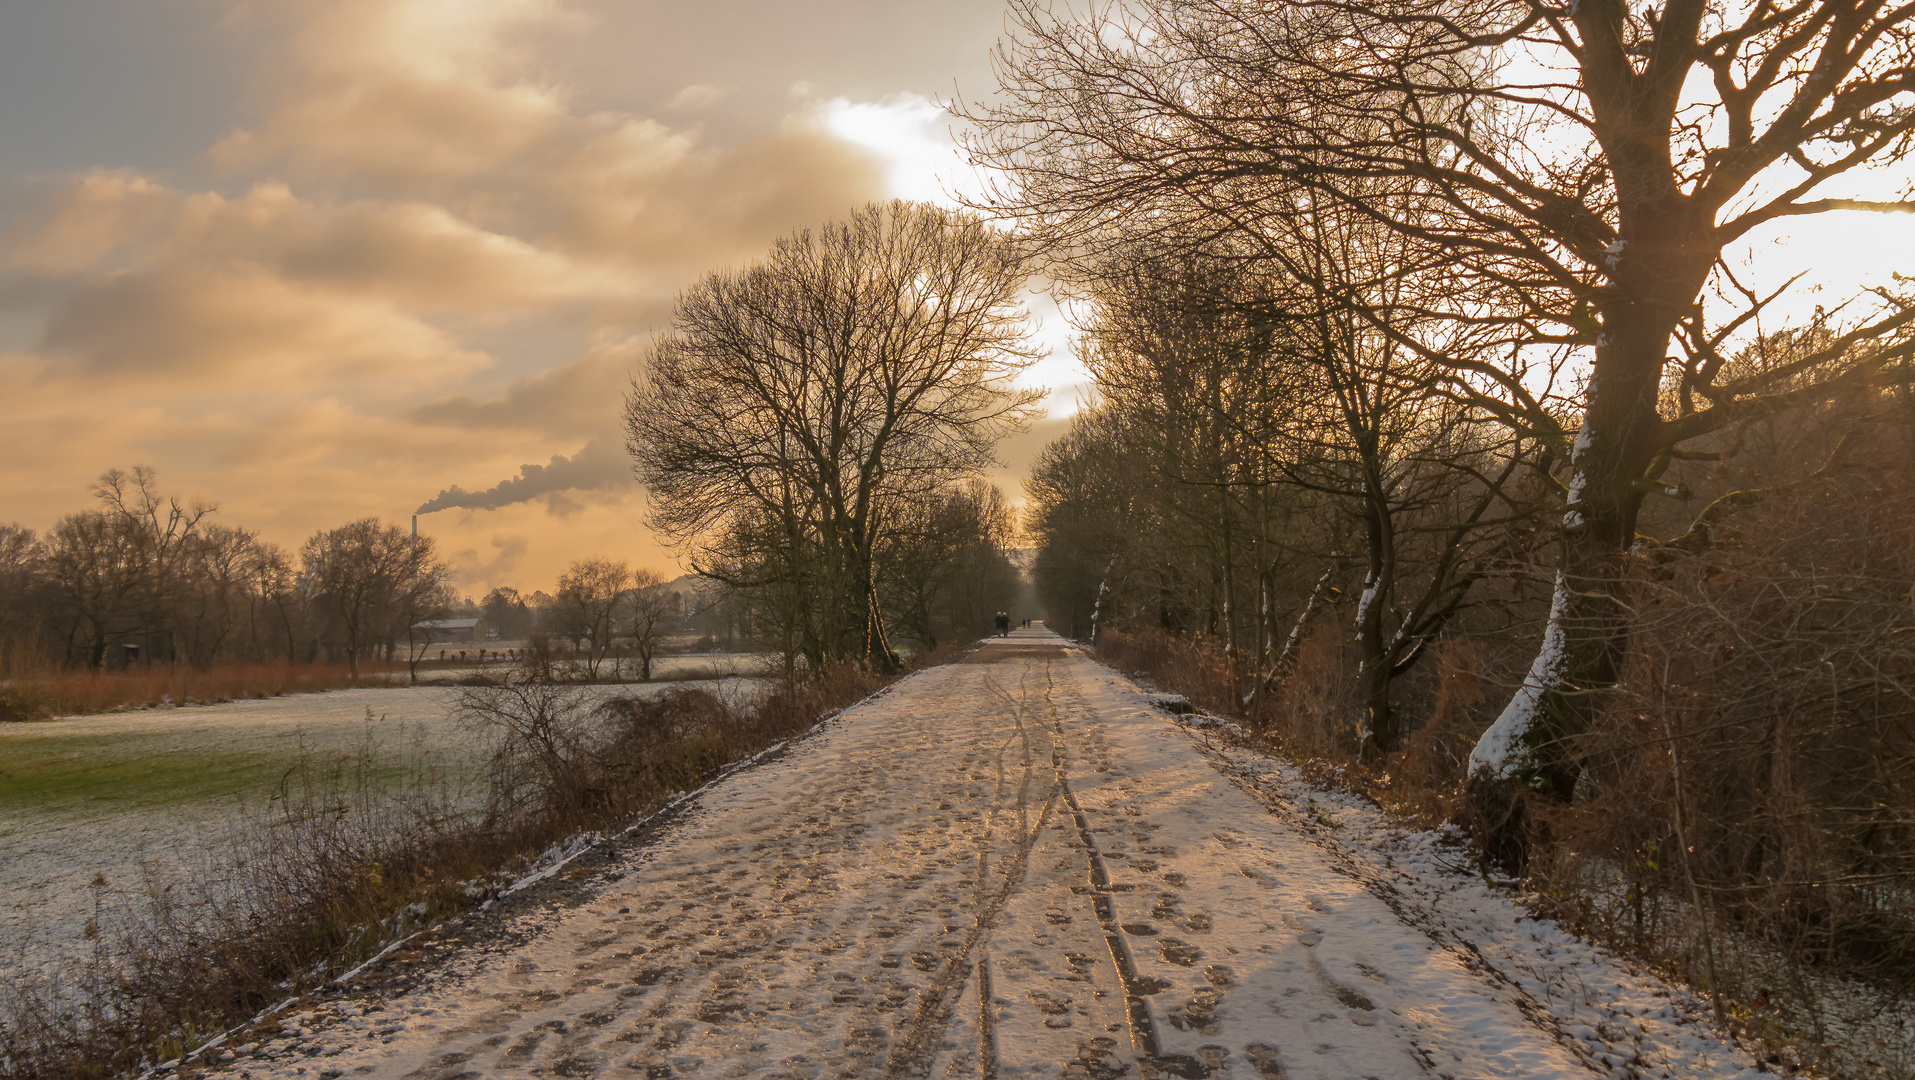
[1094,623,1493,818]
[0,649,949,1080]
[0,662,395,723]
[1094,454,1915,1076]
[0,654,769,722]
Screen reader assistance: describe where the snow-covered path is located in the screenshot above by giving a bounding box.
[212,632,1758,1079]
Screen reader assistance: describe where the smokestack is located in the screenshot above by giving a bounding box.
[412,514,418,538]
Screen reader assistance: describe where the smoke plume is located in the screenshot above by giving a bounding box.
[416,438,632,514]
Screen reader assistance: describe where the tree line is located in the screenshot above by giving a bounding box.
[0,468,451,680]
[953,0,1915,858]
[0,470,714,684]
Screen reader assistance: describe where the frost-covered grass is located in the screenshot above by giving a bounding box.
[0,677,770,988]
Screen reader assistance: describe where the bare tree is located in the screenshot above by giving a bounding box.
[553,558,632,679]
[41,511,146,669]
[252,544,302,665]
[1025,407,1165,642]
[881,478,1022,649]
[481,586,533,641]
[626,569,680,681]
[626,200,1042,673]
[965,0,1915,842]
[0,524,43,672]
[34,467,217,667]
[300,519,448,682]
[174,524,264,670]
[1081,234,1541,753]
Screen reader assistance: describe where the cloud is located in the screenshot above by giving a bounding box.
[210,0,588,193]
[415,437,631,514]
[35,262,493,383]
[207,0,886,279]
[665,84,734,112]
[448,533,530,589]
[0,0,958,597]
[811,94,980,208]
[4,170,179,276]
[410,342,637,434]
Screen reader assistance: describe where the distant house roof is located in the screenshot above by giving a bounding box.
[414,618,481,630]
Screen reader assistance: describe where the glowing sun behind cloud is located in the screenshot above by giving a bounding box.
[1,0,1001,595]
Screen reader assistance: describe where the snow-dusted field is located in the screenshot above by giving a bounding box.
[0,671,769,983]
[409,652,775,686]
[200,631,1763,1079]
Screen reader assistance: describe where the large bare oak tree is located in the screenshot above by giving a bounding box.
[626,201,1041,672]
[964,0,1915,841]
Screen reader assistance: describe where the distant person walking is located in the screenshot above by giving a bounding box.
[994,611,1010,637]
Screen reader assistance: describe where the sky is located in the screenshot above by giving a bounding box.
[6,2,1911,599]
[0,0,1082,596]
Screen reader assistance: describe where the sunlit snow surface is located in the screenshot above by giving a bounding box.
[191,632,1760,1079]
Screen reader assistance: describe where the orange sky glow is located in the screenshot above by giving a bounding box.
[0,0,1083,597]
[3,0,1909,598]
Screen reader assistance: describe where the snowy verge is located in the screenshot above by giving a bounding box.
[1140,693,1769,1079]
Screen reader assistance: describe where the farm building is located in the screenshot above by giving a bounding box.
[412,617,481,644]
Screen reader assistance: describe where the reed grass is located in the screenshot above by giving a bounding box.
[0,662,403,722]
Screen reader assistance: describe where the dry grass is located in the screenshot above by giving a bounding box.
[1527,464,1915,1078]
[1097,622,1378,771]
[1094,628,1244,720]
[0,662,402,722]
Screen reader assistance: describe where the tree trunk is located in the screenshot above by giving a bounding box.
[1268,564,1340,688]
[1354,495,1396,759]
[853,541,900,673]
[1220,490,1242,701]
[1464,307,1676,862]
[861,575,900,673]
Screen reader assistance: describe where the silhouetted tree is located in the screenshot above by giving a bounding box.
[627,200,1042,673]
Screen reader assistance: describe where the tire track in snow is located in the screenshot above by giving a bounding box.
[1036,659,1207,1079]
[885,666,1062,1078]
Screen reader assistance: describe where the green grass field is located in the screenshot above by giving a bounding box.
[0,733,295,809]
[0,730,452,812]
